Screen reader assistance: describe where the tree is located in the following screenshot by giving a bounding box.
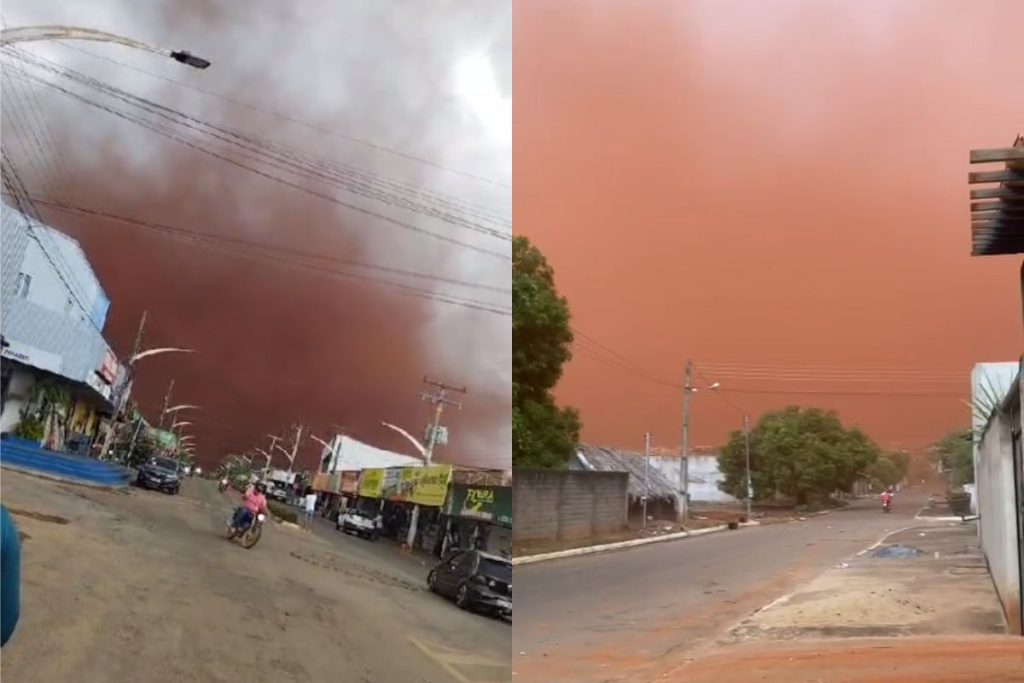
[512,236,580,468]
[867,452,909,489]
[718,406,881,505]
[934,429,973,486]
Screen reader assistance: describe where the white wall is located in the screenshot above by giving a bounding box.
[0,366,36,433]
[972,362,1019,519]
[976,374,1022,634]
[647,454,738,504]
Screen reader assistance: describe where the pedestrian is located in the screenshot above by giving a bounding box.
[1,505,21,647]
[304,487,317,530]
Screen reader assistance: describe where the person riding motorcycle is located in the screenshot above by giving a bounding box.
[880,488,893,510]
[231,482,269,533]
[218,476,229,492]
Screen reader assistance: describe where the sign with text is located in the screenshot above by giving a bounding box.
[408,464,452,507]
[446,484,512,527]
[1,339,62,375]
[98,350,118,384]
[358,468,385,498]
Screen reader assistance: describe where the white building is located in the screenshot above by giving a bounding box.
[1,203,121,448]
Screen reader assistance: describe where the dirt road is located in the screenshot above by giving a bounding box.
[1,470,509,683]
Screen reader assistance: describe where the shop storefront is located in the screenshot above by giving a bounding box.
[355,465,452,550]
[442,484,512,558]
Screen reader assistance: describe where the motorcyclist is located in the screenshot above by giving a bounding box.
[219,476,229,491]
[881,488,893,508]
[231,481,269,532]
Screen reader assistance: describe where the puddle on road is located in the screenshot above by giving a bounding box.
[871,545,924,559]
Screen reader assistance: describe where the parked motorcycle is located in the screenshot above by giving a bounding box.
[227,509,265,549]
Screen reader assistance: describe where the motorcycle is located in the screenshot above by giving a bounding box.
[218,479,229,494]
[882,498,892,513]
[227,509,265,549]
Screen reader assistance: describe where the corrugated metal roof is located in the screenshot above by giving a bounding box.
[575,444,679,501]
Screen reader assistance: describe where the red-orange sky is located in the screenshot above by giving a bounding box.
[514,0,1024,455]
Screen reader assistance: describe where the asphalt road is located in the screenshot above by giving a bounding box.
[515,491,926,683]
[2,471,510,683]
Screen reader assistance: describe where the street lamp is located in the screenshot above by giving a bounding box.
[380,421,428,459]
[0,26,211,69]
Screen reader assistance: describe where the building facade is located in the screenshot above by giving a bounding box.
[1,203,121,451]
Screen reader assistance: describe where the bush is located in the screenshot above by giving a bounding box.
[268,501,297,524]
[14,415,45,442]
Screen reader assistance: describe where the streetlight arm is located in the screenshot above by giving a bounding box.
[380,421,428,458]
[131,347,197,363]
[0,26,210,69]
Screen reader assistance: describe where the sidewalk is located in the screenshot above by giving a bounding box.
[729,522,1007,641]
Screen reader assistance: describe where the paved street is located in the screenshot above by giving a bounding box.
[1,470,509,683]
[515,492,927,682]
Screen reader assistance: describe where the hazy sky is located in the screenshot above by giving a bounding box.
[514,0,1024,454]
[1,1,511,468]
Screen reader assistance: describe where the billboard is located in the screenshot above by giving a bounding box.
[357,465,451,506]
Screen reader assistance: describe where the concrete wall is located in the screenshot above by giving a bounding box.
[976,373,1023,635]
[647,454,738,504]
[513,469,628,542]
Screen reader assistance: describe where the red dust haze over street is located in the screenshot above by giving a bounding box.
[514,0,1024,454]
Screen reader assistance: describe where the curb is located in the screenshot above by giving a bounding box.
[513,524,731,566]
[513,508,837,566]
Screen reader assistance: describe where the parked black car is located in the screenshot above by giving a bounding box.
[135,457,181,494]
[427,549,511,619]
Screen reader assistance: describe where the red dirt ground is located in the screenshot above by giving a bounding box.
[661,636,1024,683]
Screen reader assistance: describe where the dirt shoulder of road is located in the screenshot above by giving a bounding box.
[662,636,1024,683]
[728,522,1007,642]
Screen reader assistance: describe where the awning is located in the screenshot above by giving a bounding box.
[968,136,1024,256]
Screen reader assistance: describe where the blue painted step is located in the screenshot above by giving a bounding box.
[0,437,131,487]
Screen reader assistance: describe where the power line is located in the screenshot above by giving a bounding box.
[3,52,512,261]
[6,192,510,317]
[0,160,105,333]
[55,42,510,190]
[8,47,512,233]
[18,194,510,295]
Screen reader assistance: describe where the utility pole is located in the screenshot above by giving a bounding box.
[99,310,147,459]
[643,432,651,528]
[679,359,693,521]
[743,413,752,522]
[158,379,174,429]
[406,377,466,549]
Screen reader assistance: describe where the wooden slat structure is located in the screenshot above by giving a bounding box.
[968,135,1024,256]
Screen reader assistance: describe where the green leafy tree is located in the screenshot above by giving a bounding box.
[512,236,580,468]
[718,406,881,505]
[934,429,973,486]
[867,452,908,489]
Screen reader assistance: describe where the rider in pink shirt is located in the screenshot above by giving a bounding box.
[233,482,269,530]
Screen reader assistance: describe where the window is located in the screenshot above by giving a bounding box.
[14,273,31,298]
